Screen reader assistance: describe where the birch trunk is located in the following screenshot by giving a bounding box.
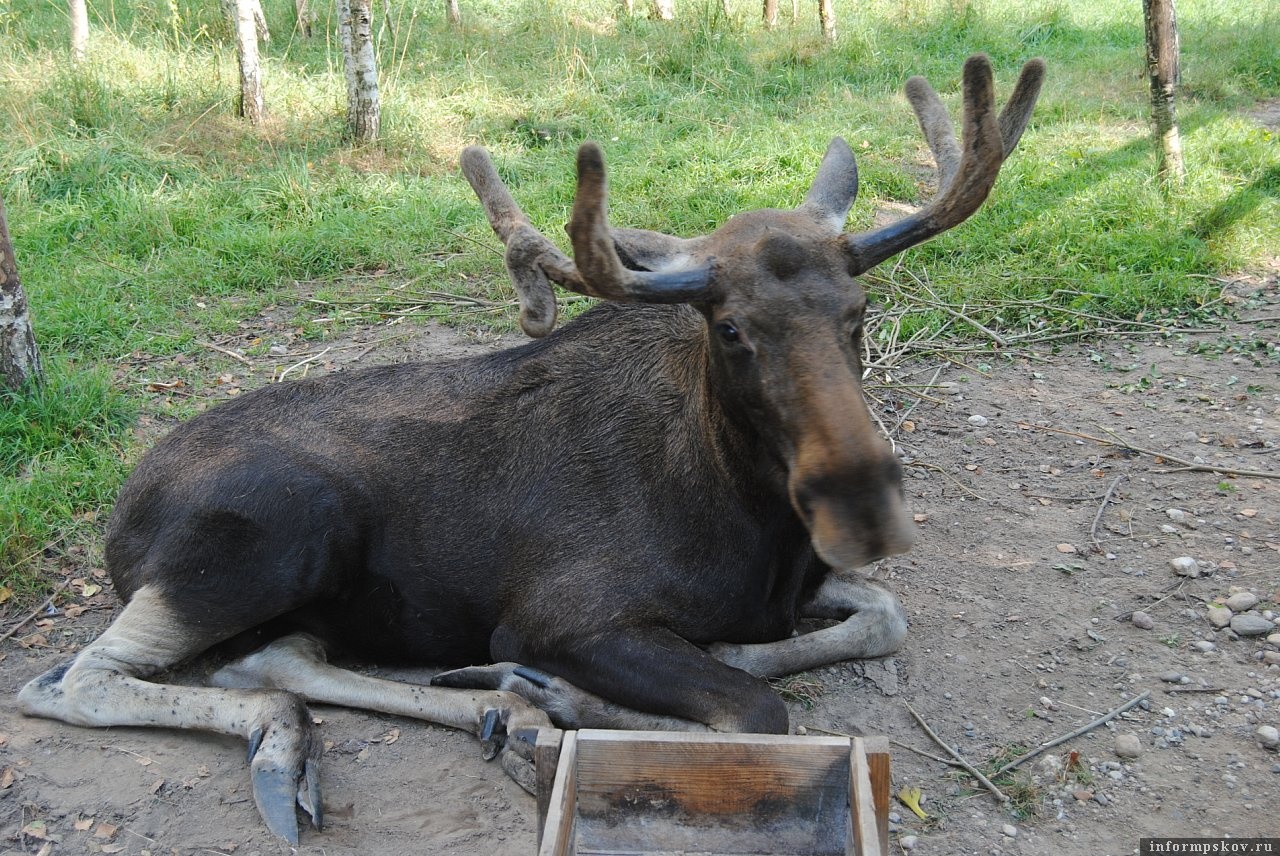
[339,0,380,142]
[817,0,835,40]
[1143,0,1185,183]
[651,0,675,20]
[235,0,265,125]
[0,195,44,391]
[69,0,88,62]
[763,0,778,28]
[445,0,460,26]
[296,0,315,37]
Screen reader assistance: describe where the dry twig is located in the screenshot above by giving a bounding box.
[0,581,69,645]
[1088,474,1126,551]
[903,701,1008,802]
[991,691,1151,777]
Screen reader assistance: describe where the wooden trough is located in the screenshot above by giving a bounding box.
[533,730,890,856]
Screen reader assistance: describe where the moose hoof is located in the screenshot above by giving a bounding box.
[246,715,322,844]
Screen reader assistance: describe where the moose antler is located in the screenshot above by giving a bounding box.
[461,145,712,337]
[841,54,1045,274]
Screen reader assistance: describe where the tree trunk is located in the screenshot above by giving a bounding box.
[651,0,675,20]
[444,0,460,26]
[69,0,88,62]
[817,0,835,40]
[0,195,44,392]
[295,0,315,37]
[1143,0,1185,183]
[235,0,265,125]
[763,0,778,28]
[340,0,380,142]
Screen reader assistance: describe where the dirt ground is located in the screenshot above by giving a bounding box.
[1,274,1277,856]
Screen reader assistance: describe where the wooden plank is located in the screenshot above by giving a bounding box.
[535,728,565,848]
[847,738,881,856]
[861,736,891,855]
[571,730,850,855]
[539,731,579,856]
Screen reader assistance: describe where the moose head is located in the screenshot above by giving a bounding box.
[464,54,1044,570]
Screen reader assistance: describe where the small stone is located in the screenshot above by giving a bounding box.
[1225,592,1260,612]
[1072,789,1093,801]
[1002,824,1018,838]
[1169,556,1199,577]
[1193,640,1216,653]
[1131,611,1154,630]
[1093,792,1110,806]
[1207,607,1234,629]
[1232,614,1276,637]
[1268,633,1280,647]
[1114,733,1142,758]
[795,725,807,735]
[968,414,989,427]
[269,344,288,356]
[1159,671,1183,683]
[1257,725,1279,750]
[900,834,918,851]
[1263,652,1280,666]
[1166,508,1189,523]
[888,811,902,824]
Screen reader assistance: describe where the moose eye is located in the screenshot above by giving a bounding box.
[715,321,741,344]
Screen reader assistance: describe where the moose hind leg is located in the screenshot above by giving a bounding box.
[708,573,907,678]
[17,586,321,844]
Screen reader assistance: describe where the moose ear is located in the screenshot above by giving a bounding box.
[796,137,859,233]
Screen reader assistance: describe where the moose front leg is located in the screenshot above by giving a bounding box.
[708,573,907,679]
[482,624,790,734]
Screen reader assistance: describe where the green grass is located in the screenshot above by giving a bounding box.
[1,0,1278,593]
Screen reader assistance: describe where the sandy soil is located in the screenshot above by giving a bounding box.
[1,278,1277,856]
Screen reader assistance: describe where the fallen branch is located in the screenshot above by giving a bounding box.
[1088,474,1126,552]
[1016,423,1279,481]
[198,340,253,366]
[0,581,69,645]
[903,702,1008,802]
[991,690,1151,778]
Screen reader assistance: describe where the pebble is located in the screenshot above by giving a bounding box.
[1193,640,1216,653]
[1131,611,1154,630]
[1169,556,1199,577]
[1269,633,1280,647]
[269,344,289,356]
[1257,726,1279,750]
[1093,792,1110,806]
[1002,824,1018,838]
[1207,607,1234,629]
[1225,592,1260,612]
[900,834,918,850]
[1232,614,1276,637]
[1166,508,1189,523]
[1159,671,1183,683]
[888,811,902,824]
[1114,733,1142,758]
[1264,652,1280,667]
[968,414,989,427]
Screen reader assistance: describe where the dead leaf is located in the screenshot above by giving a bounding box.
[901,420,916,433]
[21,820,54,841]
[1056,543,1077,554]
[101,844,127,854]
[1240,508,1258,518]
[196,764,210,777]
[912,513,928,523]
[64,604,87,619]
[354,745,371,763]
[382,727,400,745]
[74,816,94,831]
[94,821,119,839]
[81,583,102,598]
[0,585,11,604]
[0,767,15,789]
[134,755,153,767]
[19,633,48,648]
[149,778,165,795]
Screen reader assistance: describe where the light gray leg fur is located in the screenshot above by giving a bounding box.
[17,586,320,843]
[708,573,907,678]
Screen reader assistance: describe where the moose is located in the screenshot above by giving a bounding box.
[19,55,1043,843]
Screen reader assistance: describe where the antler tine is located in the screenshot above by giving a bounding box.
[566,143,713,304]
[460,146,579,337]
[844,55,1045,275]
[797,137,860,232]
